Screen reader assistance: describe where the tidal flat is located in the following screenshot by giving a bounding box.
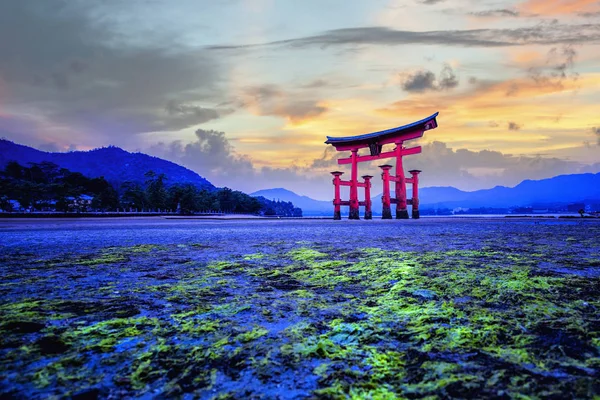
[0,218,599,399]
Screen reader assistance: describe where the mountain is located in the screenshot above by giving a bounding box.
[251,188,332,215]
[0,139,214,190]
[257,172,600,215]
[414,173,600,209]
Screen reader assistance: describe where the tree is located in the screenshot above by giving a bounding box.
[76,176,117,210]
[121,181,147,210]
[0,195,13,212]
[4,161,23,179]
[144,171,168,210]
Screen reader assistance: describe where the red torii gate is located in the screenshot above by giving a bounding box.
[324,112,439,220]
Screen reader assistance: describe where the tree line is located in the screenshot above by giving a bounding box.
[0,161,302,217]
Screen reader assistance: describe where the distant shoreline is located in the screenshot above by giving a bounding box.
[0,213,597,221]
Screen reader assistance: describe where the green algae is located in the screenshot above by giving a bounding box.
[287,247,328,262]
[235,326,268,343]
[2,237,600,399]
[291,260,350,287]
[77,253,127,266]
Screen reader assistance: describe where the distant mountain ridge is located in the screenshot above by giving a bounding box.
[253,173,600,215]
[0,139,214,190]
[251,188,332,216]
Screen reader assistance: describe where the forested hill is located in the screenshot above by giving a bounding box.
[0,139,214,191]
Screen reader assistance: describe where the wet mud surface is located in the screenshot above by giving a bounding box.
[1,218,599,399]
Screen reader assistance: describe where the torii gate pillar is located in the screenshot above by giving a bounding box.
[362,175,373,220]
[379,165,393,220]
[349,149,360,220]
[395,144,409,219]
[410,170,421,219]
[331,171,343,220]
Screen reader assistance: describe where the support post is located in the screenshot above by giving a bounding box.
[379,165,393,219]
[349,149,360,220]
[409,170,421,219]
[395,143,409,219]
[362,175,373,220]
[331,171,343,220]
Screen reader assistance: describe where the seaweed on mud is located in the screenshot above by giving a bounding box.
[1,224,600,399]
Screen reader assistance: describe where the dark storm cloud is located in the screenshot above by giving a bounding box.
[209,23,600,50]
[0,1,225,142]
[401,64,458,92]
[469,9,521,18]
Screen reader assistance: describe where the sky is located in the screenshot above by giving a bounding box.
[1,0,599,200]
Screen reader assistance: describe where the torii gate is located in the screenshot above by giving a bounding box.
[324,112,439,220]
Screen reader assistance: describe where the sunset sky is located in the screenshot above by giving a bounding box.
[1,0,599,199]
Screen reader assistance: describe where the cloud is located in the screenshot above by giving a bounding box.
[309,141,588,194]
[149,130,254,181]
[38,142,63,153]
[508,122,522,131]
[162,100,232,131]
[592,127,600,145]
[518,0,600,16]
[402,70,437,92]
[578,11,600,17]
[527,45,579,90]
[310,146,345,169]
[0,1,226,146]
[128,127,600,198]
[439,64,459,89]
[401,64,458,92]
[148,129,331,196]
[300,79,329,89]
[238,84,328,124]
[469,9,521,17]
[417,0,446,4]
[210,23,600,51]
[411,142,582,189]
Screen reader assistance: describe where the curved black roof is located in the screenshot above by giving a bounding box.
[325,112,438,145]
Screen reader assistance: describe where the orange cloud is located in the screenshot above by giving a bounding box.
[510,50,546,67]
[518,0,600,15]
[233,72,600,170]
[239,85,329,125]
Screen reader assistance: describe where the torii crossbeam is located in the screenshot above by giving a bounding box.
[324,112,439,220]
